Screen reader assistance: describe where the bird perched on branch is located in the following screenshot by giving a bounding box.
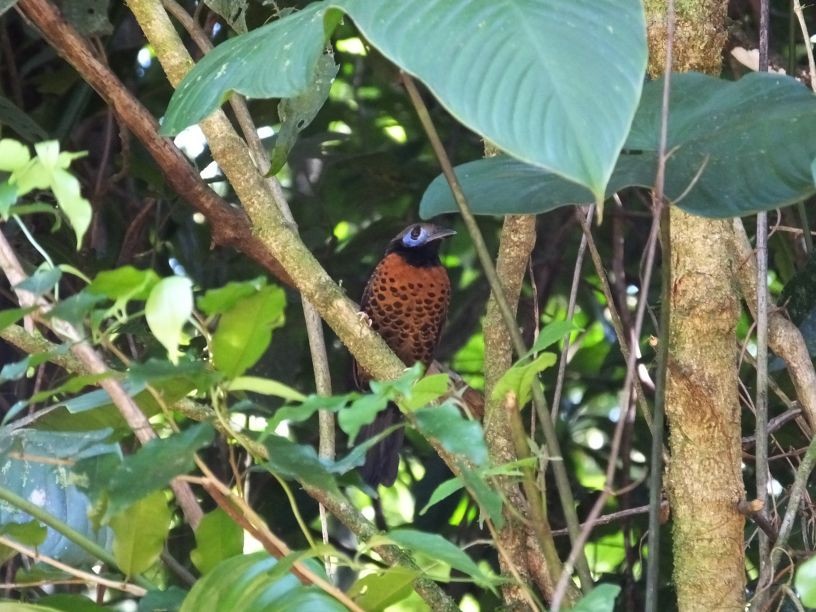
[353,222,455,488]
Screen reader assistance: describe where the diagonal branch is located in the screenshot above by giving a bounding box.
[16,0,291,287]
[732,219,816,427]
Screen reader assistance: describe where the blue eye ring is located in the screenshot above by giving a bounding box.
[402,225,426,247]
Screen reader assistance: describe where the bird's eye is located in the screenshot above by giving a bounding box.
[403,225,426,247]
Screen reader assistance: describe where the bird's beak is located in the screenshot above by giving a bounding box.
[427,227,456,242]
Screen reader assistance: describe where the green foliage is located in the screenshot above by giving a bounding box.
[227,376,306,402]
[0,140,91,247]
[138,587,187,612]
[196,277,266,316]
[74,423,214,521]
[87,266,160,305]
[180,552,345,612]
[414,403,488,466]
[164,0,646,199]
[492,352,557,408]
[348,566,419,610]
[145,276,194,364]
[0,428,115,565]
[422,73,816,219]
[796,556,816,607]
[262,434,343,497]
[37,594,107,612]
[0,307,32,330]
[376,529,496,590]
[110,491,171,576]
[568,584,621,611]
[15,267,61,297]
[400,373,449,411]
[211,285,286,378]
[1,520,46,546]
[268,54,339,176]
[190,508,243,575]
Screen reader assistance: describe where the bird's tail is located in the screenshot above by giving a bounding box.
[359,403,405,488]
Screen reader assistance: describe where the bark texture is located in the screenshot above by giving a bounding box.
[646,2,746,610]
[664,217,744,610]
[483,214,560,606]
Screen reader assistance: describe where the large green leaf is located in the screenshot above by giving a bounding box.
[421,72,816,219]
[83,423,214,520]
[569,583,621,611]
[339,0,645,198]
[180,552,345,612]
[190,508,243,575]
[109,490,171,575]
[0,428,115,565]
[161,3,341,135]
[413,403,488,467]
[162,0,646,198]
[211,285,286,379]
[380,529,494,589]
[261,435,342,497]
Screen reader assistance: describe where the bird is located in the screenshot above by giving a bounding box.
[352,222,455,488]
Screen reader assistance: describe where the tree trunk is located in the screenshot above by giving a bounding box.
[645,2,746,610]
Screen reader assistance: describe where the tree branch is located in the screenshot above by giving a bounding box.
[732,219,816,427]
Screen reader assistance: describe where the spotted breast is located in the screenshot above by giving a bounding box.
[352,223,455,487]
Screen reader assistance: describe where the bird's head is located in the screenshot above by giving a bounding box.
[387,223,456,266]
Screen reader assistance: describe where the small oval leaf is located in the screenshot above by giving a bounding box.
[145,276,193,364]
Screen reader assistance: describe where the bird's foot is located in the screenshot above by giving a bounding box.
[357,311,373,327]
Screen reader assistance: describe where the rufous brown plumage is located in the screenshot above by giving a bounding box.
[353,222,455,487]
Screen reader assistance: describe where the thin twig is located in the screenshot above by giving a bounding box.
[755,0,773,594]
[0,535,147,596]
[643,4,677,610]
[551,501,669,536]
[574,214,653,429]
[550,205,593,420]
[771,437,816,568]
[732,219,816,428]
[793,0,816,91]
